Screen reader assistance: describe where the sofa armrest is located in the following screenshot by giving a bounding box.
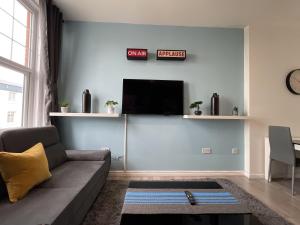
[65,149,111,161]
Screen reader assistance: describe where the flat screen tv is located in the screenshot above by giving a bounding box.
[122,79,183,115]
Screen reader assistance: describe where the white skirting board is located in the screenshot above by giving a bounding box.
[243,172,264,179]
[109,170,246,179]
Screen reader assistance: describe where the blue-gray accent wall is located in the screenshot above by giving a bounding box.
[58,22,244,171]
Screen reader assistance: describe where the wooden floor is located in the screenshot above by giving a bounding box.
[109,175,300,225]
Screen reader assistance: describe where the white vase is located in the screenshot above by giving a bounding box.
[107,106,115,114]
[61,107,69,113]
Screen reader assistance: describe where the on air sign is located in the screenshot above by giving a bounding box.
[127,48,148,60]
[157,50,186,61]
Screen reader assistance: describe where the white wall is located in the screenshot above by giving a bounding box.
[247,24,300,177]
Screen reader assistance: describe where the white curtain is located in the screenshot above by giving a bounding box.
[30,0,49,127]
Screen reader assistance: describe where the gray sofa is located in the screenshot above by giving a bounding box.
[0,126,111,225]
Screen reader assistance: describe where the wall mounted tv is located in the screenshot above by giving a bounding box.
[122,79,184,115]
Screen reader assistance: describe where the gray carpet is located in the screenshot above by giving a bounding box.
[82,179,293,225]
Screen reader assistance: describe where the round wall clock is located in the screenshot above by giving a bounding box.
[286,69,300,95]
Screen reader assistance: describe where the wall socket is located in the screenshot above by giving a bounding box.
[112,155,124,161]
[232,148,239,154]
[202,147,212,154]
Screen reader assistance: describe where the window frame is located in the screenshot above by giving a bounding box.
[0,0,38,128]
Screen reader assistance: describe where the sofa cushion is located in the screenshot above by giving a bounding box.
[0,139,7,199]
[66,149,111,161]
[40,160,104,188]
[0,176,7,199]
[0,138,3,150]
[0,187,81,225]
[45,143,68,170]
[0,126,59,152]
[0,126,67,170]
[0,160,110,225]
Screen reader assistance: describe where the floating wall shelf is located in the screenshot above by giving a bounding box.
[49,112,120,118]
[50,113,248,120]
[183,115,249,120]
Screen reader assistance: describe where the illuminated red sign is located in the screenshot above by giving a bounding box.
[127,48,148,60]
[157,50,186,61]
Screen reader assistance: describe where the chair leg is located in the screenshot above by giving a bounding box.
[268,159,272,183]
[292,166,295,196]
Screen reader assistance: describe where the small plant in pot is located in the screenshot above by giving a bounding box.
[60,101,70,113]
[189,101,203,115]
[105,100,118,114]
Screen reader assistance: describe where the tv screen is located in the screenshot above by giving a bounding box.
[122,79,183,115]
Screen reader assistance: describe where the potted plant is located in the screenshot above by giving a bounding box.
[60,101,70,113]
[189,101,203,115]
[105,100,118,114]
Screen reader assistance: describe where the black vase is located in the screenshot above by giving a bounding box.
[210,93,219,115]
[82,89,91,113]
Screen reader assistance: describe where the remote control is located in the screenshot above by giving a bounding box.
[184,191,196,205]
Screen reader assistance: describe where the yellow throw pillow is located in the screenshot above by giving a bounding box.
[0,143,51,203]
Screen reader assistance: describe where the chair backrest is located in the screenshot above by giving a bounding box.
[269,126,295,165]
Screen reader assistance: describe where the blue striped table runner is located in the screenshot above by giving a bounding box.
[125,192,239,205]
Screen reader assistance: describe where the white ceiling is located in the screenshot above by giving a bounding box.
[53,0,300,28]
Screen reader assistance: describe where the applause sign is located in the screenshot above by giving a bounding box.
[127,48,148,60]
[157,50,186,61]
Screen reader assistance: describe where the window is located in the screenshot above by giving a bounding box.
[8,92,16,101]
[0,0,32,67]
[0,66,24,128]
[7,111,16,123]
[0,0,37,129]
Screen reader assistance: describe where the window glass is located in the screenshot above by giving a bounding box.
[0,0,35,128]
[12,40,27,65]
[0,0,32,67]
[0,34,12,59]
[13,20,27,45]
[7,111,15,123]
[14,0,28,25]
[0,0,14,15]
[0,9,13,37]
[0,65,24,128]
[8,92,16,101]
